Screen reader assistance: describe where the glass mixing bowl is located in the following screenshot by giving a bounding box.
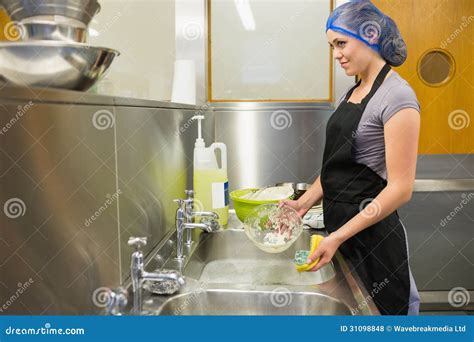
[244,203,303,253]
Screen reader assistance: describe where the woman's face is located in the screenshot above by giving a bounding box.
[326,29,377,76]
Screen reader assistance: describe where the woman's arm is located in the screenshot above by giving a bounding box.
[307,108,420,271]
[299,176,324,210]
[279,176,324,217]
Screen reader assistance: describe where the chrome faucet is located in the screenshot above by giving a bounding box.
[184,190,220,245]
[128,237,185,314]
[175,195,219,260]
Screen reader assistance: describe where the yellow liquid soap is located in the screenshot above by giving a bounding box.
[193,168,229,226]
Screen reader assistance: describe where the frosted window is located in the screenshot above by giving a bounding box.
[209,0,332,101]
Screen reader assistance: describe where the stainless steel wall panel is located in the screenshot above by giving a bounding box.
[0,87,214,314]
[0,102,120,314]
[114,107,188,280]
[214,109,332,192]
[416,154,474,179]
[399,191,474,291]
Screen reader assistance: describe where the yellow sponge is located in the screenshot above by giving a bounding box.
[294,234,324,272]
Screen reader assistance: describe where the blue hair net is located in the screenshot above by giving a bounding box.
[326,0,407,67]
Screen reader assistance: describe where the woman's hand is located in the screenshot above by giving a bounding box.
[278,199,308,218]
[307,233,343,272]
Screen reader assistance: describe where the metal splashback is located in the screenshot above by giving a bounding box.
[214,105,334,190]
[0,86,213,314]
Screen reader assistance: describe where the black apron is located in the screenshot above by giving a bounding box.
[321,63,410,315]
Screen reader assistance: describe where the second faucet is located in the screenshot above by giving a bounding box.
[175,190,219,260]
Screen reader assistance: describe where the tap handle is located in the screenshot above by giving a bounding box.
[184,192,194,211]
[128,237,147,251]
[185,190,194,199]
[174,198,192,208]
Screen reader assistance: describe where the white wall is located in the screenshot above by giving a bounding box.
[88,0,176,101]
[333,0,355,103]
[175,0,207,104]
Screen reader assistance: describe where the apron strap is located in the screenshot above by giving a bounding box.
[343,63,391,105]
[361,63,391,105]
[344,80,362,102]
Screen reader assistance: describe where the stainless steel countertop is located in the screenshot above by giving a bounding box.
[0,85,209,110]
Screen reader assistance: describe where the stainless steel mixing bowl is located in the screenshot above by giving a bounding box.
[275,182,311,200]
[17,20,88,42]
[0,41,119,91]
[0,0,101,26]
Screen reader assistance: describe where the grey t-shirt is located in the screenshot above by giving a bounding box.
[336,72,420,179]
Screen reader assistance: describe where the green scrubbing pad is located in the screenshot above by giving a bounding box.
[294,250,311,266]
[294,234,324,272]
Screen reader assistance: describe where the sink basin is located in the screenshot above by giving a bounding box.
[154,289,352,315]
[141,213,380,316]
[198,258,334,285]
[181,229,336,285]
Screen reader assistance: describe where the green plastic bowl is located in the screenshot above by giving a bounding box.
[230,188,291,223]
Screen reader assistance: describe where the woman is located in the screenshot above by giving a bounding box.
[281,0,421,315]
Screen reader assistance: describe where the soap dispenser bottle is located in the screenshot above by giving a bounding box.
[192,115,229,226]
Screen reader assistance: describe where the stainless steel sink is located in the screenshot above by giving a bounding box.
[154,289,352,315]
[180,229,336,285]
[133,211,379,316]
